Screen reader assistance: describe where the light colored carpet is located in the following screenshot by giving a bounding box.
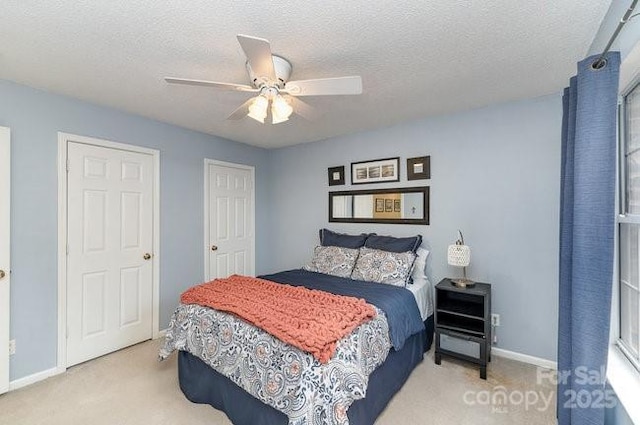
[0,339,557,424]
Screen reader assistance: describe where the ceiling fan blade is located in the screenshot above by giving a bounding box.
[284,76,362,96]
[237,34,276,81]
[227,97,256,120]
[165,77,258,92]
[284,96,318,121]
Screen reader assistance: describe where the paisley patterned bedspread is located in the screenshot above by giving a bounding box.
[159,302,391,425]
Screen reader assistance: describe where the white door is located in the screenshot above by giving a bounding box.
[66,142,154,367]
[0,127,10,394]
[206,161,255,281]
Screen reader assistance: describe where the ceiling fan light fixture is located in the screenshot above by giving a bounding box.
[271,95,293,124]
[166,35,362,125]
[247,95,268,123]
[271,106,289,124]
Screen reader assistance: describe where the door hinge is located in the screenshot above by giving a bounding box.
[66,159,70,172]
[66,244,69,255]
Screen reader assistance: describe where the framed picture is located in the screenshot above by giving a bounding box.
[328,166,345,186]
[394,199,401,212]
[385,199,393,212]
[407,156,431,180]
[351,157,400,184]
[375,198,385,212]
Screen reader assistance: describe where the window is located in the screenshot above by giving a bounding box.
[619,82,640,370]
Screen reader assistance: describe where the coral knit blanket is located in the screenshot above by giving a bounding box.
[180,274,376,364]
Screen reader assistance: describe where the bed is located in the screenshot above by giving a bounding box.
[160,232,434,425]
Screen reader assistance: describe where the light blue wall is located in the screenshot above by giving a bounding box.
[0,77,563,378]
[267,94,562,361]
[0,79,271,380]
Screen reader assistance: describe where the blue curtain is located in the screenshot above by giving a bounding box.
[558,52,620,425]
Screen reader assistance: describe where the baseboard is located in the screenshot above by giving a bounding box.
[9,332,167,392]
[8,366,63,391]
[9,330,167,392]
[492,347,557,370]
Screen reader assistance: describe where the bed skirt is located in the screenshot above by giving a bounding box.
[177,315,434,425]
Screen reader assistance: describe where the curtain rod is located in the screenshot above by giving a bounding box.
[592,0,639,69]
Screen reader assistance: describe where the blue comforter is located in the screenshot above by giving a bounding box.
[260,269,425,350]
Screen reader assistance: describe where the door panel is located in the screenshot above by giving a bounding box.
[121,192,142,249]
[120,267,141,327]
[67,142,153,367]
[0,127,10,394]
[82,271,107,337]
[83,190,107,252]
[207,163,254,281]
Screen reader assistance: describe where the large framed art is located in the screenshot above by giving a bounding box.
[351,157,400,185]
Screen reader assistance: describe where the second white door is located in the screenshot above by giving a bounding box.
[66,142,154,367]
[206,161,255,281]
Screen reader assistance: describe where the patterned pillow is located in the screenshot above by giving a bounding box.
[351,247,416,287]
[304,245,360,278]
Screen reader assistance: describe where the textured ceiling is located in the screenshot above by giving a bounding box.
[0,1,612,149]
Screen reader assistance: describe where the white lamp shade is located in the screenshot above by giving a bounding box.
[271,95,293,124]
[448,244,470,267]
[247,96,268,123]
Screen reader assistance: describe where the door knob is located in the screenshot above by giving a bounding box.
[211,245,218,251]
[143,253,152,260]
[0,270,5,279]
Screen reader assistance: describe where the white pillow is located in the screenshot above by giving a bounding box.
[351,247,416,287]
[304,245,360,278]
[411,247,430,283]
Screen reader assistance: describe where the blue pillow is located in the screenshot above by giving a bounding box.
[319,228,370,249]
[364,234,422,253]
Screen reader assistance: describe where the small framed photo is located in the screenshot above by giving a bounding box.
[375,198,385,212]
[351,157,400,185]
[407,156,431,180]
[394,199,401,212]
[328,166,345,186]
[385,199,393,212]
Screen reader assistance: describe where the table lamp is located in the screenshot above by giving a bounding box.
[447,230,474,288]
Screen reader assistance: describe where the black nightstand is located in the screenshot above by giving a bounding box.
[434,278,492,379]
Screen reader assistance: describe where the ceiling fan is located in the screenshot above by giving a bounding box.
[165,35,363,124]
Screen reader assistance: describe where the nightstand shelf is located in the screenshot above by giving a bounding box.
[437,317,485,336]
[434,278,491,379]
[437,300,484,319]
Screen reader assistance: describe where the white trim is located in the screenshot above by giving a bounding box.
[203,159,256,281]
[0,127,10,395]
[58,132,158,156]
[8,367,62,391]
[613,40,640,424]
[56,135,66,375]
[57,132,161,373]
[608,346,640,424]
[152,150,161,339]
[12,327,167,392]
[491,347,557,370]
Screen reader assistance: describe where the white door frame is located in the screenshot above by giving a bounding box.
[203,159,255,280]
[0,127,10,394]
[57,132,160,373]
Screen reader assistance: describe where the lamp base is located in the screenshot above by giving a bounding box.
[451,278,476,288]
